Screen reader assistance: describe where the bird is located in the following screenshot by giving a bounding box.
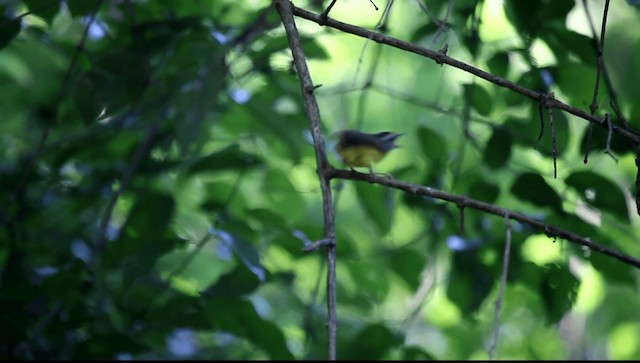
[335,129,403,175]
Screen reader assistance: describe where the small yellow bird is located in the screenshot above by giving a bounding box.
[335,129,403,174]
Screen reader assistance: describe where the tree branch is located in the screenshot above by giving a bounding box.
[330,169,640,270]
[273,0,338,360]
[290,4,640,144]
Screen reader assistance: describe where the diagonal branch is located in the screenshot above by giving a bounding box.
[274,0,338,360]
[290,4,640,145]
[330,169,640,270]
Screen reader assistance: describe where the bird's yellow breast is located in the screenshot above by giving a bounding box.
[338,145,386,168]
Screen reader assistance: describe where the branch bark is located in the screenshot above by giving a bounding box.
[274,0,338,360]
[330,169,640,270]
[290,4,640,145]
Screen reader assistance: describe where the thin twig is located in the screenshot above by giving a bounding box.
[303,238,333,252]
[604,114,618,162]
[583,0,610,164]
[321,0,338,20]
[290,4,640,144]
[584,122,594,164]
[330,169,640,270]
[535,102,544,150]
[274,0,338,359]
[436,0,456,42]
[489,214,512,360]
[547,95,558,179]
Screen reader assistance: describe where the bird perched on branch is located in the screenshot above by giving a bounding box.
[335,129,403,175]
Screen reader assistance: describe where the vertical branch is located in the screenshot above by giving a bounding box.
[274,0,338,360]
[489,214,512,360]
[583,123,594,164]
[535,102,545,150]
[583,0,613,164]
[582,0,628,129]
[548,104,557,179]
[604,114,618,162]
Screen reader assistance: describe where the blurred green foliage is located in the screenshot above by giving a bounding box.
[1,0,640,360]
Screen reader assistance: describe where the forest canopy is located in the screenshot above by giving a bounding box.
[1,0,640,360]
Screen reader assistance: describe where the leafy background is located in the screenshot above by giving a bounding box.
[1,0,640,359]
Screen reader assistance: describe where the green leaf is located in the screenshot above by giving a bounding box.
[67,0,101,16]
[147,295,211,332]
[410,23,441,43]
[588,252,635,286]
[565,171,629,223]
[463,83,493,116]
[511,173,563,215]
[579,122,632,156]
[201,262,260,297]
[504,0,574,40]
[263,169,304,221]
[210,228,265,281]
[75,332,148,358]
[203,297,295,360]
[355,182,393,234]
[22,1,59,23]
[468,179,500,204]
[108,191,177,281]
[0,17,21,50]
[483,127,512,169]
[544,27,597,67]
[341,323,402,360]
[504,1,543,39]
[186,144,261,174]
[417,126,448,167]
[402,346,436,360]
[250,35,327,71]
[387,248,426,290]
[539,263,578,324]
[487,51,510,78]
[447,250,493,315]
[121,191,176,241]
[555,61,596,108]
[346,261,391,304]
